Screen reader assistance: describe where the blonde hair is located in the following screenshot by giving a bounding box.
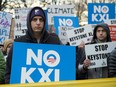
[3,39,13,52]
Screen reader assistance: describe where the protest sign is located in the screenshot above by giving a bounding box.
[66,25,93,46]
[85,42,116,69]
[10,42,76,84]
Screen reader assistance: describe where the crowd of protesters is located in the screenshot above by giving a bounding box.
[0,6,116,84]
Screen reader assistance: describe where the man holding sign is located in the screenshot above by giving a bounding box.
[5,6,61,84]
[78,23,112,79]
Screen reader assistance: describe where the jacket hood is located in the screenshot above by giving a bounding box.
[26,6,46,39]
[91,23,112,43]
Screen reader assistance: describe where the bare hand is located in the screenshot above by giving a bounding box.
[83,59,91,69]
[79,41,85,48]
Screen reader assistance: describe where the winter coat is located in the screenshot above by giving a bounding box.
[4,6,61,84]
[0,50,6,83]
[108,48,116,77]
[77,23,112,79]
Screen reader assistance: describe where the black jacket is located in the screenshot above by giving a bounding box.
[108,48,116,77]
[4,6,61,84]
[5,31,61,84]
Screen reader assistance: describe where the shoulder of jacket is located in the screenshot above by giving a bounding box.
[14,35,27,42]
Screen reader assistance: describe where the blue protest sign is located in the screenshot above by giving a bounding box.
[10,42,76,84]
[44,9,49,30]
[54,16,79,34]
[88,3,115,24]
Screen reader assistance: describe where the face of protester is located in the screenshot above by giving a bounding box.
[31,16,44,34]
[7,43,12,55]
[96,27,107,42]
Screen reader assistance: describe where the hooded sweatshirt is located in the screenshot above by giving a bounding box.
[91,23,112,43]
[14,6,61,44]
[4,6,61,84]
[78,23,111,79]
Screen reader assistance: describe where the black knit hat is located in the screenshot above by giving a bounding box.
[30,8,45,21]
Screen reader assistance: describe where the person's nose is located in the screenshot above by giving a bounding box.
[36,19,41,24]
[99,31,103,34]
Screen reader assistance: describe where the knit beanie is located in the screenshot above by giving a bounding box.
[30,7,45,21]
[3,39,13,52]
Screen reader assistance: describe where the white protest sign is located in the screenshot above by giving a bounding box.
[14,8,30,39]
[0,11,12,44]
[47,4,75,25]
[105,19,116,25]
[85,42,116,69]
[58,26,73,44]
[66,25,93,46]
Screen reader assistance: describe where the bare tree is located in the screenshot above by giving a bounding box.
[0,0,7,11]
[72,0,87,22]
[0,0,37,12]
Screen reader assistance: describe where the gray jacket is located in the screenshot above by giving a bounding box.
[77,23,111,79]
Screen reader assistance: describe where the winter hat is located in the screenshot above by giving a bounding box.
[3,39,13,52]
[30,7,45,21]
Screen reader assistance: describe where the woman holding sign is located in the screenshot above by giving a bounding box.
[77,23,112,79]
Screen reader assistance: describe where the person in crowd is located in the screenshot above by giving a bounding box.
[108,48,116,77]
[4,6,61,84]
[76,41,87,80]
[2,39,13,61]
[0,49,6,84]
[48,25,56,33]
[77,23,112,79]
